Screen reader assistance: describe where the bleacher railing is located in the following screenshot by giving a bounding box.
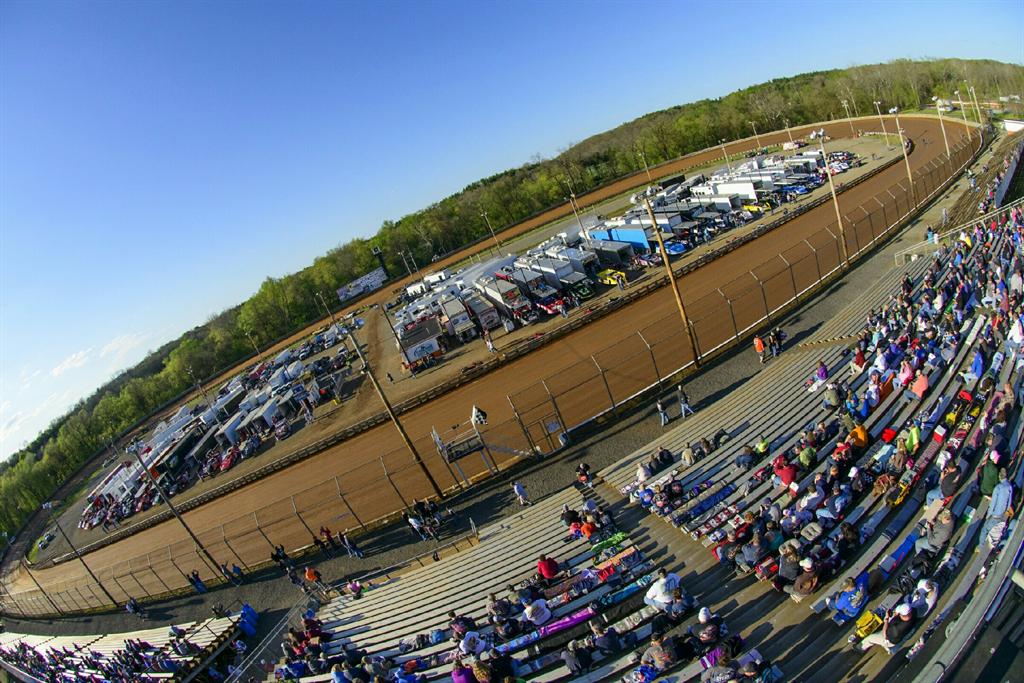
[0,119,990,620]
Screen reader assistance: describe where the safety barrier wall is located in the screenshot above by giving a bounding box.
[0,128,986,618]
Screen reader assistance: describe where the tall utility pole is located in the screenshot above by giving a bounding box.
[749,121,762,150]
[932,97,950,158]
[315,291,339,327]
[783,119,795,145]
[127,446,221,579]
[890,107,917,206]
[41,502,118,607]
[719,139,732,173]
[873,101,890,147]
[480,211,502,252]
[966,83,983,124]
[954,90,972,146]
[636,147,653,182]
[642,197,699,367]
[819,138,850,269]
[397,251,413,277]
[347,330,443,499]
[244,330,263,362]
[841,99,855,136]
[565,194,586,235]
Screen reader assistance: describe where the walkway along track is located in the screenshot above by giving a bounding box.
[0,115,985,617]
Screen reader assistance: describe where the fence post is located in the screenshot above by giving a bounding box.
[844,214,860,255]
[591,356,617,416]
[873,197,889,231]
[778,255,797,299]
[147,553,172,592]
[803,239,822,282]
[220,526,249,569]
[716,289,740,341]
[334,476,367,531]
[126,560,151,598]
[379,457,412,511]
[749,271,770,324]
[636,331,662,385]
[291,495,315,538]
[541,380,568,437]
[506,395,539,456]
[253,511,276,551]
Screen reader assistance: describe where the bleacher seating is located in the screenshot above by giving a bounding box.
[263,204,1024,683]
[0,612,244,683]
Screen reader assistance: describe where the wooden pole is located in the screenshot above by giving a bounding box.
[643,197,699,367]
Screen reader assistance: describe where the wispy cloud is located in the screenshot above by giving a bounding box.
[0,410,29,449]
[18,369,41,392]
[100,332,150,364]
[51,348,93,377]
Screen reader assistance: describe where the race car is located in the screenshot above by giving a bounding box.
[597,268,627,286]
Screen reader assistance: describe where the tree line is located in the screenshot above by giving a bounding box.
[2,58,1022,536]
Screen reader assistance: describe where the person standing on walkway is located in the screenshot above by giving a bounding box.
[754,335,766,364]
[677,385,694,419]
[512,481,531,506]
[657,399,670,427]
[189,570,207,594]
[341,530,365,558]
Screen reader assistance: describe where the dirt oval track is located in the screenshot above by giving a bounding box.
[12,116,976,601]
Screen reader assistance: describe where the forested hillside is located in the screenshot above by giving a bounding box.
[2,58,1021,535]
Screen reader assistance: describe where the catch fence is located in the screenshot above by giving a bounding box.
[0,129,986,618]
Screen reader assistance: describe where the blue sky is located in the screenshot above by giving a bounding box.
[1,0,1022,458]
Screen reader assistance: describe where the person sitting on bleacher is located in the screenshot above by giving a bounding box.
[589,622,625,655]
[451,659,478,683]
[536,555,561,584]
[783,558,819,598]
[560,504,581,528]
[701,652,737,683]
[459,631,487,657]
[640,631,677,671]
[857,603,918,655]
[522,596,551,628]
[829,522,861,562]
[560,639,593,675]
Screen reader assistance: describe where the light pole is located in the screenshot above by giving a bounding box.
[397,251,413,277]
[841,99,855,136]
[643,197,699,367]
[244,330,262,362]
[954,90,971,146]
[932,97,950,158]
[565,195,586,235]
[636,146,653,182]
[968,85,983,125]
[347,329,444,499]
[315,291,339,327]
[890,107,917,206]
[719,139,732,173]
[126,446,221,579]
[819,137,849,269]
[783,118,794,145]
[41,502,118,607]
[480,211,502,252]
[873,101,890,147]
[749,121,762,150]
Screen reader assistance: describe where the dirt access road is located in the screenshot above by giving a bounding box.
[9,116,976,602]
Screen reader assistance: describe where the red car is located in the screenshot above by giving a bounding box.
[219,446,240,472]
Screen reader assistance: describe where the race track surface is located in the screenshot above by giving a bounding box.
[9,116,976,603]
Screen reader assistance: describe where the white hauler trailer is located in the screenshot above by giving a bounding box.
[543,244,599,275]
[439,296,477,342]
[518,257,574,290]
[462,292,501,331]
[475,275,538,324]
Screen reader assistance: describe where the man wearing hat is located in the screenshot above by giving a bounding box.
[858,603,917,654]
[783,558,819,597]
[910,580,940,618]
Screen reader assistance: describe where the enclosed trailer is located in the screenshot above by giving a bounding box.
[498,266,564,315]
[439,297,477,342]
[462,292,501,331]
[475,276,538,324]
[580,238,634,267]
[529,257,575,289]
[544,245,598,275]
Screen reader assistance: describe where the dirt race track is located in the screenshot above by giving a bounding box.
[5,115,978,609]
